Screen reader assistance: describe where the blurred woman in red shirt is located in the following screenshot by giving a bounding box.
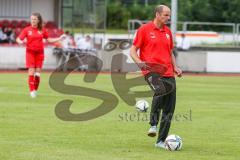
[16,13,65,98]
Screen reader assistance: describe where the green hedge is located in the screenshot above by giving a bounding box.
[107,0,240,30]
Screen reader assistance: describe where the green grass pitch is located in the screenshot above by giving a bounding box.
[0,73,240,160]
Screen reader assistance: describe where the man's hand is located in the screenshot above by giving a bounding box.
[138,62,150,71]
[60,34,66,40]
[174,66,182,77]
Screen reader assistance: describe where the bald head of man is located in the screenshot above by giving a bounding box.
[154,5,171,27]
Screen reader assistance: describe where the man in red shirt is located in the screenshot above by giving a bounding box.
[130,5,182,148]
[16,13,65,98]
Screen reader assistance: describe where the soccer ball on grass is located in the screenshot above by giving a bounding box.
[135,99,149,112]
[165,134,183,151]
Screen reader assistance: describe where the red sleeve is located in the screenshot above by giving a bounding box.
[133,25,145,48]
[42,28,49,39]
[18,28,27,40]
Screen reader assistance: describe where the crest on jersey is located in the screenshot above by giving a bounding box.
[28,31,32,35]
[166,33,170,39]
[150,32,156,39]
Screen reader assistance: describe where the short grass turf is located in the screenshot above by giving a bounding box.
[0,73,239,160]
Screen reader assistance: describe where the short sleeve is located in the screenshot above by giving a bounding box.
[18,28,27,40]
[133,26,145,48]
[42,28,49,39]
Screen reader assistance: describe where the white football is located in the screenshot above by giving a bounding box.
[165,134,183,151]
[135,99,149,112]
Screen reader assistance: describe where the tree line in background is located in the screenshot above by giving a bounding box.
[107,0,240,29]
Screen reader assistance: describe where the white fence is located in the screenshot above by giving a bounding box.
[1,43,240,73]
[128,20,240,46]
[0,46,58,69]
